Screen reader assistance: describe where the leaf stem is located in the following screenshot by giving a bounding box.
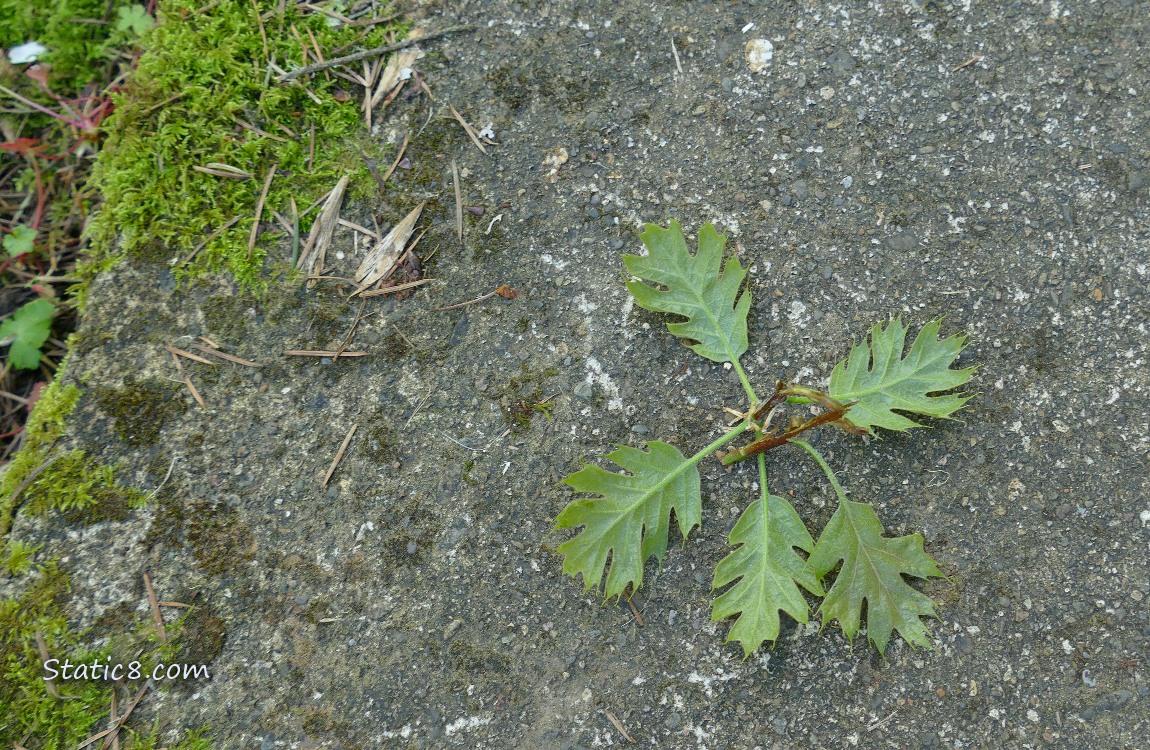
[721,404,850,465]
[789,439,847,505]
[730,357,758,405]
[693,420,753,466]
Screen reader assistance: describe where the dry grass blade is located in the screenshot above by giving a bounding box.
[323,423,358,489]
[297,175,349,288]
[353,202,424,294]
[450,105,488,154]
[369,48,424,111]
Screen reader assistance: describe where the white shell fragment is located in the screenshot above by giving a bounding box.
[745,38,774,73]
[543,147,569,183]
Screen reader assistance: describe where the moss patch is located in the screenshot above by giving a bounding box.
[94,378,186,448]
[0,378,80,537]
[494,363,560,433]
[201,293,259,345]
[363,422,399,464]
[185,498,256,576]
[24,450,144,524]
[81,0,408,299]
[0,559,213,748]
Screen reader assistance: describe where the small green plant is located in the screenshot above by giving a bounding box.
[0,297,56,369]
[553,220,976,657]
[3,224,37,257]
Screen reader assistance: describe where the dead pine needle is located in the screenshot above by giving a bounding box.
[452,159,463,241]
[435,284,518,311]
[951,55,984,72]
[250,0,269,63]
[603,709,636,743]
[449,104,487,154]
[624,592,644,627]
[323,424,358,489]
[380,132,410,184]
[278,25,472,81]
[169,351,207,410]
[359,277,434,297]
[165,344,215,366]
[189,345,263,368]
[283,349,369,357]
[248,164,278,259]
[142,571,167,644]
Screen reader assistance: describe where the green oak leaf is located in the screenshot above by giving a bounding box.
[807,498,943,655]
[828,318,975,435]
[555,441,701,600]
[624,221,750,364]
[711,490,824,657]
[0,298,56,370]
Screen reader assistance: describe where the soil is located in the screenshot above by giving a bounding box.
[4,0,1149,748]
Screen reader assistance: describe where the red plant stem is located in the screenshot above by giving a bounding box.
[721,405,851,465]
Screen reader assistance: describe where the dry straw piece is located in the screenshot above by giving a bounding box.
[353,202,425,295]
[297,175,349,288]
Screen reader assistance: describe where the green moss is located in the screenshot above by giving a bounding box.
[0,0,145,89]
[200,293,258,345]
[495,363,559,433]
[0,559,215,748]
[461,459,478,486]
[304,288,350,348]
[185,498,255,575]
[95,378,186,447]
[80,0,409,300]
[177,603,227,665]
[448,639,512,675]
[363,423,398,463]
[2,540,40,575]
[0,378,81,537]
[24,450,144,523]
[0,561,109,747]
